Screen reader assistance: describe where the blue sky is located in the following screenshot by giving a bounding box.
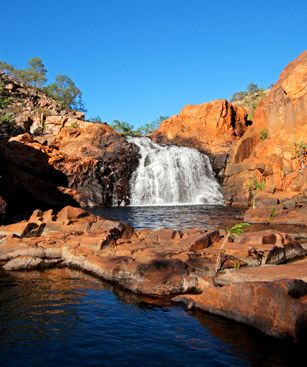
[1,0,306,126]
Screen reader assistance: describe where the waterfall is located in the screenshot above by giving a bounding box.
[128,137,223,206]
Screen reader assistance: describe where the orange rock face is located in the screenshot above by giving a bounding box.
[0,72,140,213]
[0,122,139,212]
[223,51,307,223]
[151,99,248,175]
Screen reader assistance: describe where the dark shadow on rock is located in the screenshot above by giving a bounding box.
[0,138,78,221]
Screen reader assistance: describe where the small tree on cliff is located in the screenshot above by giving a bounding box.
[44,74,86,112]
[0,61,16,76]
[20,57,47,88]
[0,58,47,87]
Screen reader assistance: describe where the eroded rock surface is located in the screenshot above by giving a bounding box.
[1,206,307,340]
[174,279,307,340]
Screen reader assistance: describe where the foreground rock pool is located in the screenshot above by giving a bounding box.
[0,268,305,367]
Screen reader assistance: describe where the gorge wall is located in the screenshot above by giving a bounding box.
[151,99,248,178]
[1,51,306,225]
[223,51,307,224]
[150,51,307,225]
[0,73,139,214]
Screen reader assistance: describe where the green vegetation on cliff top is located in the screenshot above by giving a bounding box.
[231,83,268,120]
[1,57,269,137]
[0,57,85,112]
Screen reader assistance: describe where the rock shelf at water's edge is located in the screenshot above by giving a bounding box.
[1,206,306,341]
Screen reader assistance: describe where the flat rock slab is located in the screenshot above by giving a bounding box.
[216,258,307,285]
[173,279,307,340]
[0,206,221,297]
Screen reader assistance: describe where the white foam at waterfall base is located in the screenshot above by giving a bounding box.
[128,137,223,206]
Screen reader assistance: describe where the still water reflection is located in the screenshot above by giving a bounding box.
[89,205,244,230]
[0,268,304,367]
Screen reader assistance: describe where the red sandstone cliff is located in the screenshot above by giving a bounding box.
[0,74,139,214]
[223,51,307,224]
[151,99,248,177]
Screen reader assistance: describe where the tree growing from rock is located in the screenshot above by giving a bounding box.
[44,74,86,112]
[21,57,47,88]
[0,58,47,88]
[0,61,16,76]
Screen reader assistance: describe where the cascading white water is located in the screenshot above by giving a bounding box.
[128,137,223,206]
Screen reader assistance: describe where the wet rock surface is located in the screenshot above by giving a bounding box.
[1,206,306,340]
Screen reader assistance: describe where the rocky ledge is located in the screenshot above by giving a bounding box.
[1,206,307,341]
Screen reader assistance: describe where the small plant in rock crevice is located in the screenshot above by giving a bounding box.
[259,128,269,141]
[294,141,307,158]
[69,121,79,129]
[293,141,306,173]
[215,222,251,273]
[268,207,277,222]
[248,177,265,209]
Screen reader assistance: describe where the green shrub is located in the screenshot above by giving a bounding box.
[231,83,267,120]
[215,222,251,272]
[0,113,22,136]
[228,222,251,241]
[248,177,265,192]
[268,207,277,221]
[259,128,269,141]
[0,81,12,109]
[294,141,307,158]
[69,121,79,128]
